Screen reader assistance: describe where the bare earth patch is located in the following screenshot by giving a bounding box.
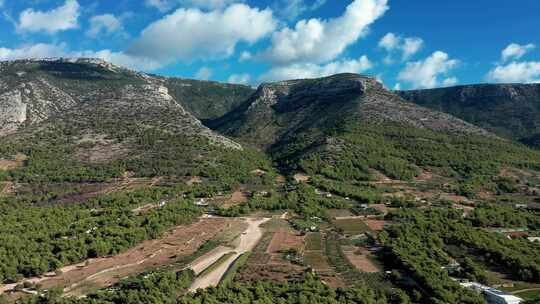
[0,217,237,296]
[221,191,249,209]
[342,246,380,273]
[293,173,310,183]
[363,219,391,231]
[266,229,305,254]
[185,176,202,186]
[0,153,27,170]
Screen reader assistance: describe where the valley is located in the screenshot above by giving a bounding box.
[0,59,539,304]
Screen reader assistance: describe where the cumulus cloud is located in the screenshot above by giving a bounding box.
[275,0,326,21]
[86,14,123,38]
[397,51,459,89]
[195,67,213,80]
[228,73,251,84]
[379,32,423,62]
[260,55,372,81]
[0,43,161,71]
[18,0,80,34]
[486,61,540,83]
[128,4,276,64]
[442,77,458,87]
[181,0,243,9]
[0,43,70,60]
[501,43,536,62]
[239,51,252,62]
[145,0,242,12]
[262,0,388,65]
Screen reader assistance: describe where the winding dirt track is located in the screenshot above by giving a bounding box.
[189,217,269,292]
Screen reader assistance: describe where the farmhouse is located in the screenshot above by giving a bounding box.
[460,282,523,304]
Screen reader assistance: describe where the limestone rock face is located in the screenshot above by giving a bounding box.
[0,58,242,150]
[0,90,26,134]
[210,73,492,149]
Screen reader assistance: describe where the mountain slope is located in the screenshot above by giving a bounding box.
[210,74,540,190]
[164,78,254,120]
[397,84,540,148]
[0,59,271,184]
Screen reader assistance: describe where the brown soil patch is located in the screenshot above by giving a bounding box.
[5,218,238,296]
[275,175,286,183]
[415,170,434,181]
[0,182,14,196]
[370,204,390,214]
[441,194,472,204]
[0,153,27,170]
[221,191,249,209]
[499,167,520,180]
[370,169,392,182]
[363,219,390,231]
[251,169,266,176]
[293,173,310,183]
[342,246,380,273]
[266,229,305,254]
[185,176,202,186]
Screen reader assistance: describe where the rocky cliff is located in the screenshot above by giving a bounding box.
[397,84,540,148]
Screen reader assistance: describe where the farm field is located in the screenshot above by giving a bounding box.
[0,217,242,297]
[332,218,371,235]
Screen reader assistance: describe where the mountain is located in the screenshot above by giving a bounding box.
[164,78,254,121]
[210,73,540,190]
[397,84,540,148]
[0,58,270,185]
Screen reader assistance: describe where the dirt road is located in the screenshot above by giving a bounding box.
[189,217,269,291]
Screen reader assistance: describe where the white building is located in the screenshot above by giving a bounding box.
[461,282,523,304]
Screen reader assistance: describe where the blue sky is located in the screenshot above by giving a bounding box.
[1,0,539,89]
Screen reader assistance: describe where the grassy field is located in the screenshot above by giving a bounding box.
[332,218,371,235]
[514,289,540,301]
[305,232,323,251]
[303,251,331,270]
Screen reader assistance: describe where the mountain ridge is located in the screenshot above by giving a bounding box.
[397,83,540,148]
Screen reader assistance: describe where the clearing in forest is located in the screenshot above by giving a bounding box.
[341,246,380,273]
[1,217,240,297]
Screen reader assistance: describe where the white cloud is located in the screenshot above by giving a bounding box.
[87,14,123,38]
[145,0,177,12]
[276,0,326,21]
[228,73,251,84]
[262,0,388,65]
[378,33,399,51]
[397,51,459,89]
[260,55,372,81]
[393,83,401,90]
[195,67,213,80]
[486,61,540,83]
[129,4,276,64]
[0,0,4,8]
[181,0,243,9]
[379,32,423,62]
[501,43,536,62]
[0,43,70,60]
[442,77,458,87]
[145,0,242,12]
[18,0,80,34]
[0,43,161,71]
[239,51,252,62]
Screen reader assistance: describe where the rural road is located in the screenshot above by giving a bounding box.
[189,217,269,291]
